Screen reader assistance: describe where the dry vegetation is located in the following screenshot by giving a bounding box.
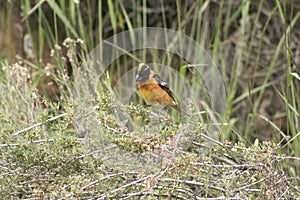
[0,0,299,199]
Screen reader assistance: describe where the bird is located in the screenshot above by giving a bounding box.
[135,63,190,116]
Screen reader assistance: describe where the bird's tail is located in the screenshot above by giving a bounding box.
[171,104,191,116]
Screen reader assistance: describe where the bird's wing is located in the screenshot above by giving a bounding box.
[153,73,176,102]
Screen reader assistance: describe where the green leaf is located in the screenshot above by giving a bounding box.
[107,0,117,31]
[117,11,125,30]
[45,0,79,37]
[179,65,187,76]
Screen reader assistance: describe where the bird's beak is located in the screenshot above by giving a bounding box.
[135,73,140,81]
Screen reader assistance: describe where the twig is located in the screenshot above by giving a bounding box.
[285,178,300,193]
[13,113,68,136]
[232,177,266,193]
[199,133,225,147]
[0,138,85,148]
[160,178,226,193]
[192,162,264,169]
[81,172,125,190]
[96,175,150,199]
[75,149,103,159]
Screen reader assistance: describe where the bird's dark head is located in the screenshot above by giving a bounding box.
[136,63,151,82]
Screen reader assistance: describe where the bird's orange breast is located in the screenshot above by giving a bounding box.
[138,82,175,106]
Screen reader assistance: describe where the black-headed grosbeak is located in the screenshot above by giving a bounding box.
[136,63,190,116]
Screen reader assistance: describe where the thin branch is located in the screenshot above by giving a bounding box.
[192,162,264,169]
[0,138,85,148]
[81,172,125,190]
[13,113,68,136]
[160,178,226,193]
[96,175,150,199]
